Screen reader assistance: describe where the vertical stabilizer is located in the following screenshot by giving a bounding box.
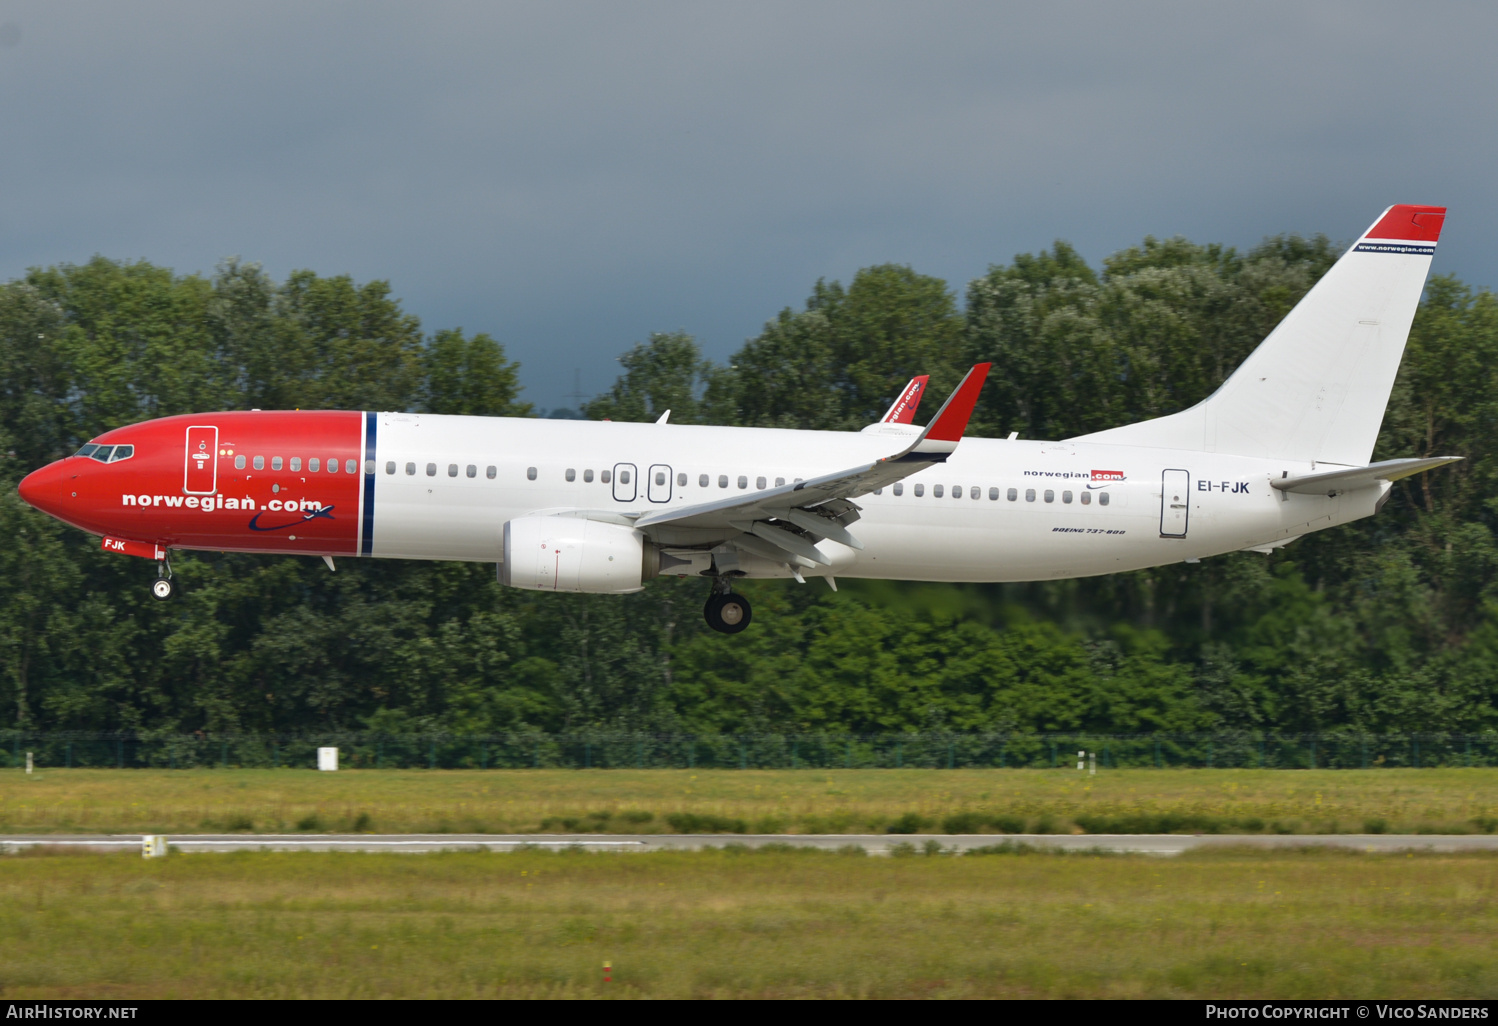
[1072,205,1446,466]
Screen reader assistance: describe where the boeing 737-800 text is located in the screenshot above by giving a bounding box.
[17,205,1457,634]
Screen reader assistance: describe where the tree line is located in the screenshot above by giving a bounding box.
[2,238,1496,736]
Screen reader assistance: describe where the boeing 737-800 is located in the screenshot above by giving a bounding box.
[16,205,1456,634]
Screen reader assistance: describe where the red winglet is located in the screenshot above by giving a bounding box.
[922,363,991,442]
[882,375,930,424]
[1366,205,1446,243]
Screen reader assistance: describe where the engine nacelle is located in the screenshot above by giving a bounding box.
[500,516,655,594]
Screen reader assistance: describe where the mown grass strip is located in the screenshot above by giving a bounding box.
[2,846,1496,998]
[4,768,1498,836]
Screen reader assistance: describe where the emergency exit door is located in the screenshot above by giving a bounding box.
[647,464,672,503]
[1160,469,1189,537]
[184,425,218,494]
[612,463,637,502]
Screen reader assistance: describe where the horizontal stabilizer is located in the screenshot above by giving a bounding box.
[1271,457,1461,496]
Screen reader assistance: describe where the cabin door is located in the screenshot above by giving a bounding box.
[184,425,218,495]
[1160,469,1190,537]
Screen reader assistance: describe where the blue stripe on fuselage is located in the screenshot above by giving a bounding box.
[361,412,376,555]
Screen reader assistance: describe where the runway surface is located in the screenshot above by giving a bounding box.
[5,833,1498,855]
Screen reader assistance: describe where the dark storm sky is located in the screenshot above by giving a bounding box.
[0,2,1492,410]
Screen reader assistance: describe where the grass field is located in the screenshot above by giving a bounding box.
[3,768,1498,835]
[1,846,1496,998]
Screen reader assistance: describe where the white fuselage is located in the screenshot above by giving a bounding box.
[366,413,1380,581]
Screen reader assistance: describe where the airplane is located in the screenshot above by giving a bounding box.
[17,205,1457,635]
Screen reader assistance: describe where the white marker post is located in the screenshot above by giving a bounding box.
[1089,752,1096,776]
[142,836,168,858]
[318,747,339,772]
[25,752,32,775]
[1077,750,1085,771]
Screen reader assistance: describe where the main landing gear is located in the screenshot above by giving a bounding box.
[704,581,752,635]
[150,556,175,602]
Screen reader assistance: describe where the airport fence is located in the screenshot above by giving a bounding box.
[4,731,1498,770]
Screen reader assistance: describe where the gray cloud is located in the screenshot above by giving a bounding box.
[0,1,1493,409]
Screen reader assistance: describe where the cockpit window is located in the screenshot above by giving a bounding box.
[92,445,115,462]
[75,443,99,458]
[109,445,133,462]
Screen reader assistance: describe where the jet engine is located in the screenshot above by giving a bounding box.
[500,516,658,594]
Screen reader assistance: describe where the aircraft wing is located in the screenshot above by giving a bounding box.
[630,364,989,565]
[1270,456,1461,496]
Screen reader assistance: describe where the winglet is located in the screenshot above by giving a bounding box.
[909,363,990,456]
[879,376,929,424]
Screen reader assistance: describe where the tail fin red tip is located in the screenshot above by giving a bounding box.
[1366,205,1446,243]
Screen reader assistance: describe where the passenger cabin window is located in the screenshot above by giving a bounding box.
[1025,488,1036,502]
[718,475,728,488]
[775,477,785,487]
[487,466,497,479]
[1081,491,1091,505]
[874,487,883,495]
[467,465,476,478]
[933,484,944,498]
[348,460,358,474]
[426,463,436,477]
[1007,487,1017,501]
[566,469,576,482]
[448,464,458,477]
[970,486,980,500]
[893,483,903,496]
[405,462,415,475]
[385,461,395,475]
[1099,492,1110,506]
[583,469,594,482]
[1062,490,1073,503]
[364,460,374,475]
[328,458,338,473]
[271,457,283,471]
[989,487,999,500]
[914,483,925,497]
[1044,489,1054,503]
[737,475,747,489]
[601,469,611,484]
[309,458,319,472]
[699,474,708,487]
[526,467,537,481]
[655,470,666,486]
[253,456,265,470]
[756,476,766,489]
[619,469,631,484]
[677,472,687,486]
[234,455,246,469]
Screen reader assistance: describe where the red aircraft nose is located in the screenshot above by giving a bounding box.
[17,461,63,516]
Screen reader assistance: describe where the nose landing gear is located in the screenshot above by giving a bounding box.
[704,582,751,634]
[150,556,175,601]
